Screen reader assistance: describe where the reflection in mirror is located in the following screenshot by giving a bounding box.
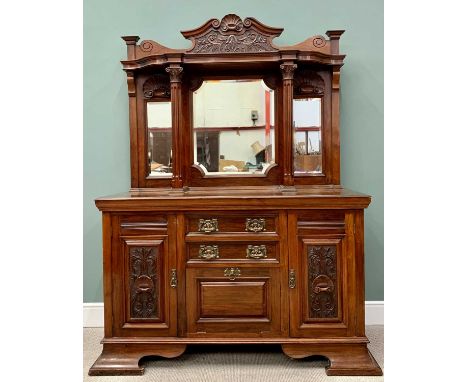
[293,98,322,174]
[147,101,172,176]
[193,79,275,175]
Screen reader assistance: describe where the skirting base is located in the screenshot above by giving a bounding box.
[281,343,383,376]
[89,341,382,376]
[88,343,187,376]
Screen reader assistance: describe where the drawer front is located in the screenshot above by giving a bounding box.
[187,242,279,263]
[186,212,278,234]
[186,267,282,337]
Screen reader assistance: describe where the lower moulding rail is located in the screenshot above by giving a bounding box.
[100,336,370,345]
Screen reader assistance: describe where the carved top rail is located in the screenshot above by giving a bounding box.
[121,14,345,70]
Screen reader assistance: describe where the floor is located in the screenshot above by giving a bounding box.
[84,326,384,381]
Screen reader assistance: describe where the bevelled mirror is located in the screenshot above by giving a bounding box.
[147,100,172,176]
[192,79,275,175]
[293,97,322,174]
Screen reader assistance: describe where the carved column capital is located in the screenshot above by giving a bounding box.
[165,65,183,83]
[280,63,297,80]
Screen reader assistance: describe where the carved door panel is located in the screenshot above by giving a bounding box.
[288,211,352,338]
[186,267,282,337]
[111,215,177,337]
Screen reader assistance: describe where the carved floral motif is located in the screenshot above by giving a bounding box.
[129,247,158,318]
[186,14,279,54]
[307,245,337,318]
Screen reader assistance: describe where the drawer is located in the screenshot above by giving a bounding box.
[186,212,278,234]
[186,266,282,336]
[187,242,279,263]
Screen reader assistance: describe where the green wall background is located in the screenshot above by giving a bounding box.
[84,0,383,302]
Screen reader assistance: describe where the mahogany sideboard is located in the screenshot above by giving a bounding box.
[89,14,382,376]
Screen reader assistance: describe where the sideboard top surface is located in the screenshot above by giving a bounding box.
[95,186,371,211]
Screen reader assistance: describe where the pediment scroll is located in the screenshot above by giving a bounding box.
[181,14,283,54]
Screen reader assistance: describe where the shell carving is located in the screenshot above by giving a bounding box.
[142,74,170,99]
[219,14,244,33]
[294,70,325,96]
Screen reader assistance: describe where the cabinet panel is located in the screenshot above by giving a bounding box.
[110,214,178,337]
[186,267,282,337]
[124,239,164,322]
[301,239,342,322]
[200,281,267,317]
[289,211,352,338]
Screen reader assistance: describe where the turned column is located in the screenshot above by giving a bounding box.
[280,62,297,186]
[165,64,184,188]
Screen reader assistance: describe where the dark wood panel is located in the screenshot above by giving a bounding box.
[186,267,282,337]
[127,244,162,320]
[200,281,267,317]
[109,215,178,338]
[289,211,351,338]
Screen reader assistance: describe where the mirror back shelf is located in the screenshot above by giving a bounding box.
[121,15,345,190]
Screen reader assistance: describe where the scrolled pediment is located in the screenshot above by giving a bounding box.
[181,14,283,54]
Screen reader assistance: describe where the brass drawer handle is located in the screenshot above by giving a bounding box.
[245,218,266,232]
[199,245,219,260]
[246,245,267,259]
[289,269,296,289]
[198,218,219,233]
[224,267,241,280]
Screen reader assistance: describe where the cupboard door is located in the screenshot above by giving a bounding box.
[289,211,353,338]
[111,215,177,337]
[186,267,282,337]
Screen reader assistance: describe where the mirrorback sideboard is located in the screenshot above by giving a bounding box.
[89,14,383,376]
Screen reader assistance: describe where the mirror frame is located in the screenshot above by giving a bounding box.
[122,16,345,189]
[292,68,331,183]
[187,74,281,187]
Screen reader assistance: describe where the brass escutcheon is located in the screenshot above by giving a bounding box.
[289,269,296,288]
[170,269,177,288]
[224,267,241,280]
